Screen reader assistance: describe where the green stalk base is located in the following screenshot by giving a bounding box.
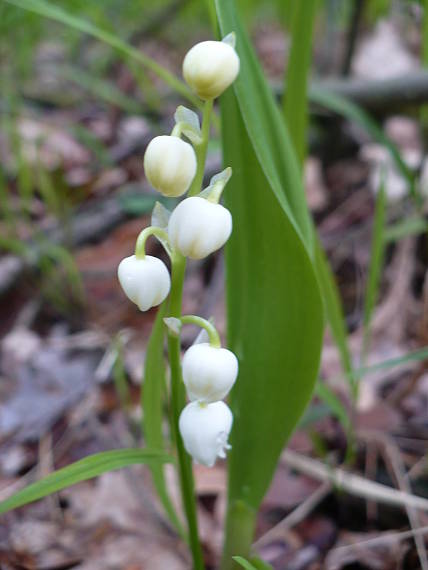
[220,501,257,570]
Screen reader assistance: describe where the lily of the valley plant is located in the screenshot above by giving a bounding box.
[118,34,240,569]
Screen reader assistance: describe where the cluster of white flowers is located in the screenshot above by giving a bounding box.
[117,36,240,468]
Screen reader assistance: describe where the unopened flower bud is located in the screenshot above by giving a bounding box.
[179,401,233,467]
[168,197,232,259]
[183,40,240,100]
[144,135,197,197]
[118,255,170,311]
[183,343,238,403]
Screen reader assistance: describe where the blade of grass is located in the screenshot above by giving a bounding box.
[309,87,417,202]
[3,0,199,106]
[315,382,351,431]
[57,65,143,114]
[315,239,354,387]
[283,0,318,165]
[354,346,428,380]
[361,177,387,362]
[0,448,172,514]
[384,216,428,242]
[232,558,258,570]
[143,303,185,539]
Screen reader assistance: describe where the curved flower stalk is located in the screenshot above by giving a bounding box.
[117,33,240,570]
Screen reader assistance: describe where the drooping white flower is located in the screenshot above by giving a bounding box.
[143,135,197,197]
[179,401,233,467]
[168,196,232,259]
[182,343,238,403]
[117,255,170,311]
[183,40,240,100]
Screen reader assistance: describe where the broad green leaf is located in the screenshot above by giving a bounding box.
[143,304,184,538]
[217,0,323,515]
[0,448,171,514]
[4,0,198,106]
[283,0,318,165]
[362,180,386,361]
[216,0,314,253]
[309,87,416,199]
[314,240,354,387]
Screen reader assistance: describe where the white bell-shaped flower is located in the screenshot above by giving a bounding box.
[182,343,238,403]
[144,135,197,197]
[117,255,170,311]
[183,40,240,100]
[168,197,232,259]
[179,401,233,467]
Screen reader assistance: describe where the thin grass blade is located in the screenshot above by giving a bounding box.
[283,0,318,165]
[143,303,185,538]
[0,448,171,514]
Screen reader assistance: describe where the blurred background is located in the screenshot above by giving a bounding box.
[1,0,428,568]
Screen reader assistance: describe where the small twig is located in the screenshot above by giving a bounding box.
[38,432,63,519]
[376,434,428,570]
[274,71,428,115]
[283,450,428,512]
[408,456,428,481]
[253,482,331,548]
[330,525,428,555]
[364,440,378,522]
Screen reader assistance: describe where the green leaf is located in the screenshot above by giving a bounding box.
[385,216,428,243]
[4,0,198,106]
[232,556,273,570]
[0,448,171,514]
[248,557,274,570]
[362,179,387,360]
[57,65,142,113]
[216,0,323,515]
[283,0,318,165]
[232,557,258,570]
[315,382,350,431]
[309,87,416,199]
[143,304,184,538]
[216,0,314,253]
[314,239,354,387]
[354,346,428,380]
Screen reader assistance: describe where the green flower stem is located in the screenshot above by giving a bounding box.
[171,123,182,137]
[220,501,257,570]
[188,98,213,197]
[135,226,170,259]
[168,251,205,570]
[180,315,221,348]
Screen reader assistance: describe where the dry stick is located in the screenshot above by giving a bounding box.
[330,525,428,555]
[388,268,428,405]
[364,440,378,523]
[253,482,331,549]
[373,434,428,570]
[283,450,428,512]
